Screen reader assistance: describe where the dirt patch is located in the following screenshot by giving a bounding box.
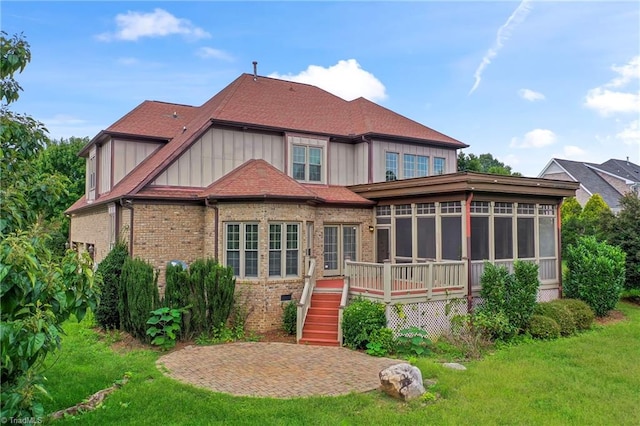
[595,310,626,325]
[256,329,296,344]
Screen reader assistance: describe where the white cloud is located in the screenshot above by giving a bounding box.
[584,88,640,116]
[518,88,545,101]
[510,128,557,148]
[563,145,586,157]
[606,56,640,88]
[469,0,532,95]
[269,59,387,102]
[196,47,234,62]
[584,56,640,116]
[97,8,210,41]
[616,120,640,146]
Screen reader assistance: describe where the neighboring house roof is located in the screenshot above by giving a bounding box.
[596,158,640,183]
[67,73,463,213]
[538,158,627,208]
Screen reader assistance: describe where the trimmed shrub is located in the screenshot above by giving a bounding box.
[119,257,160,341]
[527,315,561,340]
[534,302,576,336]
[282,301,297,335]
[508,260,541,331]
[207,264,236,329]
[477,261,539,339]
[564,236,626,316]
[342,297,386,349]
[95,242,128,330]
[553,299,595,331]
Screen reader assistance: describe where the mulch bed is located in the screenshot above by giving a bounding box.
[594,309,626,325]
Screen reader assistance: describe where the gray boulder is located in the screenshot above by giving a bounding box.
[379,363,425,400]
[442,362,467,371]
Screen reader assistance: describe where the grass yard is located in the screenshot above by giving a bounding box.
[43,303,640,425]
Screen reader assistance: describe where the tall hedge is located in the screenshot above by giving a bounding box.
[478,260,540,338]
[564,236,626,316]
[95,242,128,329]
[119,257,160,340]
[608,192,640,290]
[166,258,236,338]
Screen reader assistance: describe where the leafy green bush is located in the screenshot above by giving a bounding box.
[119,257,160,341]
[164,262,190,310]
[95,242,128,330]
[472,310,515,341]
[342,297,386,349]
[282,301,297,335]
[534,302,576,336]
[553,299,595,331]
[477,261,539,339]
[366,327,396,357]
[396,326,432,356]
[564,236,626,316]
[146,307,182,350]
[527,315,561,339]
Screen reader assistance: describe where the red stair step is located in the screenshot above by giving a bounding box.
[299,338,339,347]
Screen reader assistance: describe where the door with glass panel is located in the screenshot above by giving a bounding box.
[323,225,357,275]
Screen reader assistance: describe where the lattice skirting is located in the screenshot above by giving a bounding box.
[537,288,560,302]
[386,298,468,339]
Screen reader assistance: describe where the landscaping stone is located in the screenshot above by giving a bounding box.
[379,363,425,400]
[443,362,467,371]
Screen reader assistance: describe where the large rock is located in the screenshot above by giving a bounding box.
[379,363,425,400]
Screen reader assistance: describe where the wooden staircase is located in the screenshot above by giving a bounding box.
[299,278,343,347]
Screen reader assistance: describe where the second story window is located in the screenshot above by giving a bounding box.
[293,145,322,182]
[434,157,446,175]
[385,152,399,181]
[88,149,96,190]
[404,154,429,178]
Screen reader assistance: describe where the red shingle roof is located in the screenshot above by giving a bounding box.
[107,101,197,139]
[67,73,464,213]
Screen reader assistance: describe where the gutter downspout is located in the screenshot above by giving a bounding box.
[120,199,134,256]
[465,192,474,313]
[205,198,220,260]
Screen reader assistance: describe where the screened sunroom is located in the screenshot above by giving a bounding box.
[345,172,579,306]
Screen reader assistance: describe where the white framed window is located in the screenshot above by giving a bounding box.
[404,154,429,178]
[385,152,399,181]
[292,145,322,182]
[88,148,96,190]
[434,157,446,175]
[225,223,259,278]
[269,223,300,277]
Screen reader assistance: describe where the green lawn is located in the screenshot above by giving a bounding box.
[43,303,640,425]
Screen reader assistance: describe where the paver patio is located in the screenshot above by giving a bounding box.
[157,342,399,398]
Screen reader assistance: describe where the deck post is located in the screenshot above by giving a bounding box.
[383,260,391,303]
[427,262,433,300]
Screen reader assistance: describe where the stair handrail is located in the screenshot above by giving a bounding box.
[338,261,352,346]
[297,256,316,342]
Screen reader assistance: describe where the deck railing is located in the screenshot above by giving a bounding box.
[345,259,467,303]
[296,256,316,342]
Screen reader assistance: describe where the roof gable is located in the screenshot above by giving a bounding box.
[200,159,318,200]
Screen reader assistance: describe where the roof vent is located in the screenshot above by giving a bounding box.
[173,111,178,118]
[252,61,258,81]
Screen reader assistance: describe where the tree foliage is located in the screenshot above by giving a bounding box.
[95,242,129,330]
[457,152,522,176]
[0,31,98,419]
[608,192,640,290]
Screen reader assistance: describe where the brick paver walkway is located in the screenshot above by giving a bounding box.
[157,342,399,398]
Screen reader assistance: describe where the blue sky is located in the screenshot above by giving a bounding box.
[4,1,639,177]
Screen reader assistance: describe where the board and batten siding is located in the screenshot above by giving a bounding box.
[112,139,163,187]
[372,140,458,182]
[328,141,368,186]
[152,127,285,187]
[99,140,111,195]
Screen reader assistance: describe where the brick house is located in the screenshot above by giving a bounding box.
[67,72,578,341]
